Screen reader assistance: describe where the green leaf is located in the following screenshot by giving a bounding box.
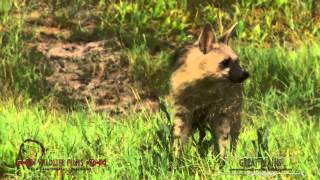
[252,24,261,38]
[0,0,12,13]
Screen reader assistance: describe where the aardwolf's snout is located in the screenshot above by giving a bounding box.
[228,60,250,83]
[240,71,250,81]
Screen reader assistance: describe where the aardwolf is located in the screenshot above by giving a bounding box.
[170,23,249,160]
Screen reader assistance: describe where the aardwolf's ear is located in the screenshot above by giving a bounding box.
[197,23,216,54]
[219,22,238,44]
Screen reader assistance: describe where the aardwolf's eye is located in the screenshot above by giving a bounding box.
[220,58,231,68]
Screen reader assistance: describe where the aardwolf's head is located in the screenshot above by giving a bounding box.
[171,23,249,89]
[196,23,249,83]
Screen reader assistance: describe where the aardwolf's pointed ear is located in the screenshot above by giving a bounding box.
[197,23,216,54]
[219,22,238,44]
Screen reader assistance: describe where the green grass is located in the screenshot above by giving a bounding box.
[0,88,319,179]
[0,0,320,179]
[1,44,319,179]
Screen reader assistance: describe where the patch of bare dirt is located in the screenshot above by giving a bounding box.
[27,12,159,115]
[38,40,158,115]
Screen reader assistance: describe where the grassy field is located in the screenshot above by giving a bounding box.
[1,0,320,179]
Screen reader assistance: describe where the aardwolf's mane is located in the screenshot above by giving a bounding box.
[170,44,195,72]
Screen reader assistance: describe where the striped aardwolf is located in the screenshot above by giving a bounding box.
[170,22,249,161]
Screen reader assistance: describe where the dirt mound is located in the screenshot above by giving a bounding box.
[36,39,158,115]
[23,11,160,115]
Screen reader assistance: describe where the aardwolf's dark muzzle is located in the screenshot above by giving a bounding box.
[240,71,250,82]
[229,67,250,83]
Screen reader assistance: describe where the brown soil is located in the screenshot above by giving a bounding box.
[26,12,159,115]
